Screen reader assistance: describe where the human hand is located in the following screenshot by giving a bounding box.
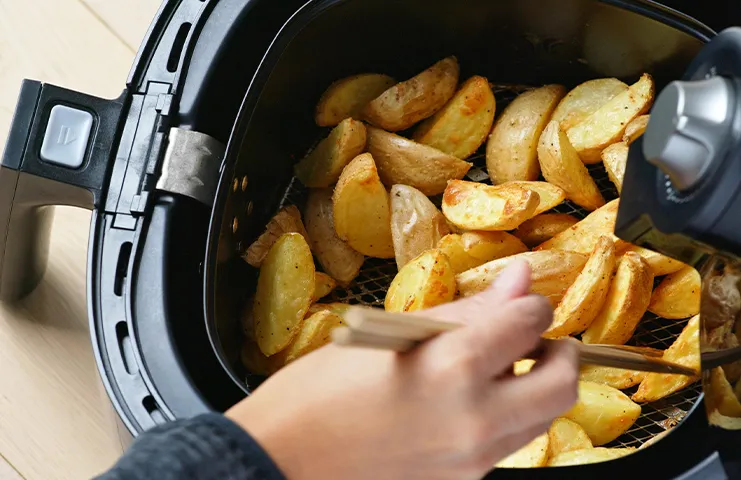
[226,260,579,480]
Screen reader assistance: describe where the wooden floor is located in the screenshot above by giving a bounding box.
[0,0,162,478]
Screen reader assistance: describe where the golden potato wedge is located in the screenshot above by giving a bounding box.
[706,367,741,417]
[601,141,628,193]
[514,359,536,376]
[304,188,365,285]
[333,153,394,258]
[436,231,528,274]
[241,340,283,376]
[579,365,648,390]
[537,120,605,211]
[253,233,316,356]
[514,213,579,248]
[275,309,345,365]
[548,447,636,467]
[362,56,460,131]
[315,73,396,127]
[552,78,629,130]
[548,418,593,456]
[535,199,624,254]
[544,237,616,338]
[312,272,337,302]
[366,127,472,196]
[623,114,650,145]
[564,381,642,445]
[582,252,654,345]
[567,73,655,163]
[244,205,310,268]
[487,84,566,183]
[496,433,550,469]
[506,181,566,215]
[307,302,352,318]
[441,180,540,231]
[390,184,450,270]
[456,250,588,306]
[708,409,741,429]
[633,315,701,403]
[648,266,701,319]
[412,75,496,159]
[385,249,456,312]
[624,245,686,277]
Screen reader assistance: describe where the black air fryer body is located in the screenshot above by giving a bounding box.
[0,0,739,478]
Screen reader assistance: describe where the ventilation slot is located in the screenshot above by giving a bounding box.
[114,242,133,297]
[116,321,138,375]
[143,396,167,425]
[167,22,192,73]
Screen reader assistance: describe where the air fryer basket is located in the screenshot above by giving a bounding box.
[204,0,711,455]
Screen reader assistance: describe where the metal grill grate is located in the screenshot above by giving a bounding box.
[275,86,701,449]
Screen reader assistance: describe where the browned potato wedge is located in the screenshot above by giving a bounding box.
[437,232,528,274]
[537,120,605,210]
[385,250,456,312]
[633,315,701,403]
[548,447,637,467]
[362,56,460,131]
[624,245,686,277]
[548,418,593,456]
[390,184,450,270]
[366,127,472,196]
[579,365,648,390]
[552,78,629,130]
[564,381,642,445]
[535,199,625,254]
[441,180,539,231]
[487,85,566,183]
[514,213,579,248]
[582,252,653,345]
[275,308,345,365]
[333,153,394,258]
[312,272,337,302]
[601,141,628,193]
[506,181,566,215]
[623,114,650,144]
[544,237,616,338]
[244,205,310,268]
[254,233,316,356]
[304,188,364,285]
[706,367,741,417]
[496,433,550,468]
[648,266,701,319]
[703,268,741,330]
[294,118,367,187]
[567,74,655,163]
[412,75,496,159]
[315,73,396,127]
[456,251,588,306]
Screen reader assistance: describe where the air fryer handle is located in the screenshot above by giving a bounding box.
[0,80,126,302]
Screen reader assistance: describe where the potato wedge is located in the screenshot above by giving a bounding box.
[390,184,451,270]
[437,231,528,274]
[582,252,653,345]
[253,233,316,356]
[333,153,394,258]
[567,74,655,163]
[244,205,310,268]
[623,114,650,145]
[487,84,566,183]
[708,409,741,429]
[702,268,741,330]
[366,127,472,196]
[362,56,460,131]
[579,365,648,390]
[496,433,550,469]
[315,73,396,127]
[241,340,283,376]
[648,266,701,319]
[552,78,629,130]
[442,180,540,231]
[601,141,628,193]
[275,308,345,365]
[412,75,496,159]
[639,429,672,450]
[624,245,685,277]
[548,447,636,467]
[564,381,642,445]
[548,418,593,456]
[633,315,701,403]
[505,181,566,215]
[514,213,579,248]
[456,250,588,306]
[294,118,367,188]
[544,237,616,338]
[537,120,605,210]
[313,272,337,302]
[706,367,741,417]
[307,302,352,318]
[385,249,456,312]
[535,199,624,254]
[304,188,365,285]
[514,359,536,376]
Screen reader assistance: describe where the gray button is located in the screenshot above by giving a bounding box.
[40,105,93,169]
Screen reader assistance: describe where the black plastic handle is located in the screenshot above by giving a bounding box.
[0,79,126,301]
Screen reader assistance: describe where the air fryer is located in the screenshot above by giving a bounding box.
[0,0,739,478]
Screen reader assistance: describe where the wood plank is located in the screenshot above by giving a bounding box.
[79,0,163,52]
